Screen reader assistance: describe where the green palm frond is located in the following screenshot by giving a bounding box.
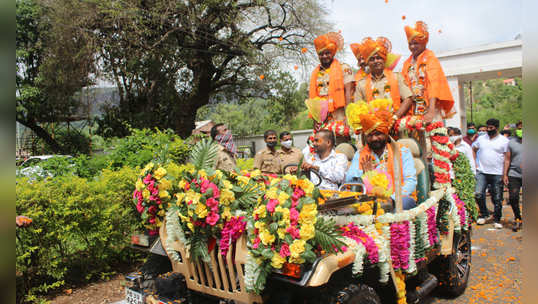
[314,218,346,254]
[190,138,219,170]
[232,180,264,210]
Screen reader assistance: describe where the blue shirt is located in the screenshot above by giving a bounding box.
[345,145,417,199]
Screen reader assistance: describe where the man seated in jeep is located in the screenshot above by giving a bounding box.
[301,129,348,190]
[345,109,418,210]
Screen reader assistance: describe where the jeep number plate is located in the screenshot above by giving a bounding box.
[125,288,144,304]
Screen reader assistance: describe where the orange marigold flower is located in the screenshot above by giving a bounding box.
[401,15,406,20]
[278,36,283,41]
[294,65,298,70]
[301,47,307,53]
[259,74,265,80]
[438,29,442,34]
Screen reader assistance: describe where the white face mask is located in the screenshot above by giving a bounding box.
[449,135,462,143]
[281,140,293,149]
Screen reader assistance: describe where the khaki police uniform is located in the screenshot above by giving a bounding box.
[216,145,236,172]
[277,147,303,174]
[254,147,281,174]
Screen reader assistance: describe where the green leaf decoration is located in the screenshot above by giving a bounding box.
[314,218,346,254]
[189,138,219,170]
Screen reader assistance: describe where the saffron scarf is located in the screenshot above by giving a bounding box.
[309,59,346,113]
[402,49,455,117]
[364,69,401,110]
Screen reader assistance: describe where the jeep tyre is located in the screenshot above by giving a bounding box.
[330,283,381,304]
[435,229,472,297]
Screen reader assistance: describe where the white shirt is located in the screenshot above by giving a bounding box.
[456,141,476,175]
[305,149,348,190]
[472,134,509,175]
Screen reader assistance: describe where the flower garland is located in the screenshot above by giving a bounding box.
[165,208,187,263]
[219,216,247,257]
[425,206,439,247]
[426,122,458,189]
[413,215,426,263]
[320,120,351,137]
[133,162,173,234]
[395,271,408,304]
[340,223,379,264]
[390,221,411,271]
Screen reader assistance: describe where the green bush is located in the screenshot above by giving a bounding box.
[16,166,143,303]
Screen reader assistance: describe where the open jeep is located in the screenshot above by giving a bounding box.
[125,132,472,304]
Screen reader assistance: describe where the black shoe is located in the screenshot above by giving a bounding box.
[512,220,522,232]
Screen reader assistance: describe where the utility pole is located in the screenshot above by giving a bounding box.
[469,81,473,122]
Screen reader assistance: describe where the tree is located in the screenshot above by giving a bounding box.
[59,0,330,137]
[16,0,95,153]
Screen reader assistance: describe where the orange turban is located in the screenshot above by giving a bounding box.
[359,109,394,135]
[350,43,364,60]
[359,37,392,62]
[314,32,344,55]
[405,21,429,45]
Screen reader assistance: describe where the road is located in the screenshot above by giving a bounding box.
[424,203,522,304]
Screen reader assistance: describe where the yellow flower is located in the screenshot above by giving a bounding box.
[198,169,207,179]
[185,190,201,205]
[299,203,318,225]
[368,98,393,112]
[220,189,235,205]
[275,206,290,223]
[290,239,306,259]
[177,211,189,222]
[254,221,266,230]
[155,217,162,227]
[158,209,165,217]
[154,167,167,180]
[277,228,287,239]
[135,178,144,191]
[345,102,369,130]
[187,222,194,232]
[299,224,315,240]
[259,229,275,245]
[178,179,187,190]
[277,191,290,204]
[159,178,171,191]
[271,252,287,269]
[142,162,154,175]
[195,203,208,218]
[297,179,314,195]
[282,174,298,185]
[371,173,389,189]
[250,169,261,178]
[266,187,278,200]
[222,179,233,190]
[175,193,185,206]
[159,190,170,199]
[142,189,150,199]
[237,175,250,185]
[253,205,267,219]
[188,209,194,217]
[270,178,281,187]
[222,207,232,220]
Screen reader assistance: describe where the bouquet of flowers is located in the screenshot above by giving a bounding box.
[133,162,174,235]
[362,169,394,199]
[245,175,345,293]
[346,98,393,133]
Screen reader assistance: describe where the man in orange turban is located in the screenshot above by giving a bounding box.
[309,32,354,144]
[345,109,418,210]
[402,21,455,123]
[354,37,413,120]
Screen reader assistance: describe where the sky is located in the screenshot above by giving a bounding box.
[294,0,522,81]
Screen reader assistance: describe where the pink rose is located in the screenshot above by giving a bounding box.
[206,212,220,226]
[148,205,157,215]
[209,183,220,198]
[200,179,210,193]
[149,217,156,224]
[286,226,300,239]
[279,243,290,257]
[148,229,158,236]
[206,197,219,209]
[289,208,299,223]
[136,201,145,213]
[143,174,152,184]
[266,199,279,213]
[133,190,141,199]
[252,237,261,249]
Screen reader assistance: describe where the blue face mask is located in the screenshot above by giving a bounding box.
[467,129,476,135]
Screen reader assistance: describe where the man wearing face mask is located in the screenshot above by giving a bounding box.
[505,121,523,231]
[301,129,347,190]
[449,128,475,175]
[477,125,487,137]
[463,122,477,146]
[472,118,510,228]
[210,123,237,172]
[276,131,303,174]
[254,130,281,174]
